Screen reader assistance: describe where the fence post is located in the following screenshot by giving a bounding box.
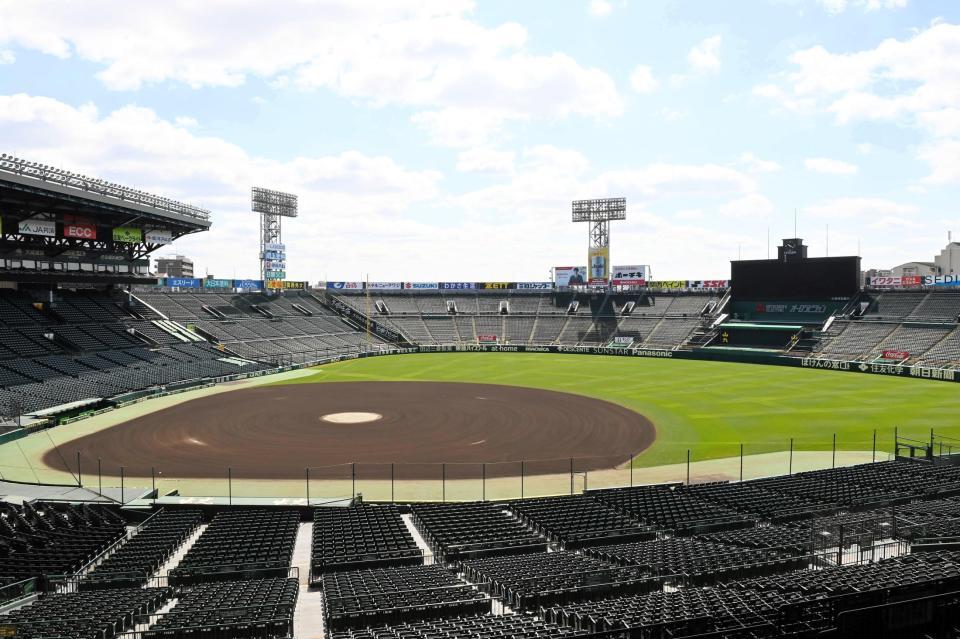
[894,426,898,457]
[832,433,836,469]
[482,463,486,502]
[521,461,525,499]
[442,463,446,503]
[77,452,81,487]
[872,429,876,463]
[151,467,156,505]
[629,454,634,487]
[228,467,232,506]
[98,458,102,496]
[789,439,793,476]
[352,463,356,499]
[686,450,690,486]
[569,458,574,494]
[390,464,394,503]
[739,444,743,482]
[120,466,125,504]
[306,468,310,506]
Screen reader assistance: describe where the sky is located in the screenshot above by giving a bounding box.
[0,0,957,282]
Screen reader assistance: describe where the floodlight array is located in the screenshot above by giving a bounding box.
[0,154,211,222]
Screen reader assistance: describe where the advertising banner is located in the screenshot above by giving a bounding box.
[234,279,263,290]
[611,265,648,286]
[267,280,307,290]
[923,275,960,287]
[588,247,610,284]
[368,282,403,290]
[882,349,910,360]
[870,276,923,287]
[112,226,142,243]
[264,242,285,251]
[166,277,201,288]
[19,218,56,237]
[553,266,588,287]
[477,334,498,343]
[440,282,475,290]
[204,279,233,289]
[647,280,688,289]
[516,282,553,290]
[613,336,633,344]
[63,215,97,240]
[404,282,440,290]
[145,229,172,245]
[689,280,730,289]
[477,282,513,289]
[327,281,364,290]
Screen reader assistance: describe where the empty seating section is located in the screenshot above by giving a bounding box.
[311,505,421,577]
[867,291,928,318]
[411,502,547,562]
[84,509,202,588]
[584,538,805,585]
[873,324,952,359]
[593,485,749,535]
[910,289,960,321]
[507,495,653,548]
[0,587,170,639]
[815,321,897,359]
[331,291,712,347]
[459,551,656,610]
[327,614,590,639]
[321,564,489,630]
[170,510,298,584]
[0,502,125,580]
[145,577,297,639]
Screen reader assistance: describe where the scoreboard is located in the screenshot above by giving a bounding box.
[731,255,861,299]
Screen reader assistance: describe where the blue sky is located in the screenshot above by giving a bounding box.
[0,0,957,281]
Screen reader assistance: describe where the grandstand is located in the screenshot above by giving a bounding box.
[1,459,960,637]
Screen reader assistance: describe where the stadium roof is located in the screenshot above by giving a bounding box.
[0,154,211,230]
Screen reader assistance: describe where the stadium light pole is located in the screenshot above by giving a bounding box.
[571,198,626,286]
[251,187,298,289]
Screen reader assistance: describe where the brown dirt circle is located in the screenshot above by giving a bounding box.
[45,382,656,480]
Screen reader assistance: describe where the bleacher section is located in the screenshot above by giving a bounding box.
[311,505,422,578]
[332,290,718,348]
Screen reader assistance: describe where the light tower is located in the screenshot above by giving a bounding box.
[571,197,626,285]
[251,187,298,287]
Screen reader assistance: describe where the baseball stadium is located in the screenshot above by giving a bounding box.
[0,154,960,639]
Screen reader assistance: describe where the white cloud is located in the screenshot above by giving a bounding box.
[688,35,722,74]
[456,148,515,174]
[0,49,13,65]
[805,197,918,219]
[589,0,613,16]
[0,2,623,148]
[719,193,775,219]
[0,93,443,281]
[629,65,659,94]
[816,0,908,13]
[756,22,960,184]
[804,157,859,175]
[174,116,199,128]
[737,152,782,174]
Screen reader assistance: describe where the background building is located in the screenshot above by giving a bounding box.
[156,255,195,278]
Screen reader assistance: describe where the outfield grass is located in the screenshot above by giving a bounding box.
[279,352,960,468]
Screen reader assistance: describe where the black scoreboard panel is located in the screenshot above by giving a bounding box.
[731,256,861,299]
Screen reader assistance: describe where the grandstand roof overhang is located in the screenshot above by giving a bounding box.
[0,169,211,233]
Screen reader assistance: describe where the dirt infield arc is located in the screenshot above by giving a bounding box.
[43,381,655,480]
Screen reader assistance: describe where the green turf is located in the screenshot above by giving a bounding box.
[276,352,960,468]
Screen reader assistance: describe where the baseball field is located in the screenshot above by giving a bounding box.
[6,351,960,501]
[286,352,960,467]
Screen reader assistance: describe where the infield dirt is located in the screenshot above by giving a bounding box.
[42,381,655,480]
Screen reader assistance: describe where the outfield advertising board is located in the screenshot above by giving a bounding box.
[924,275,960,287]
[368,282,403,290]
[516,282,553,290]
[477,282,512,289]
[611,265,648,286]
[166,277,201,288]
[113,227,142,243]
[440,282,475,290]
[588,247,610,284]
[145,229,172,245]
[553,266,587,287]
[203,279,233,289]
[404,282,439,290]
[234,279,263,290]
[327,281,364,290]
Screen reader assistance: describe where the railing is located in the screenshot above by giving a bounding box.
[0,153,211,221]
